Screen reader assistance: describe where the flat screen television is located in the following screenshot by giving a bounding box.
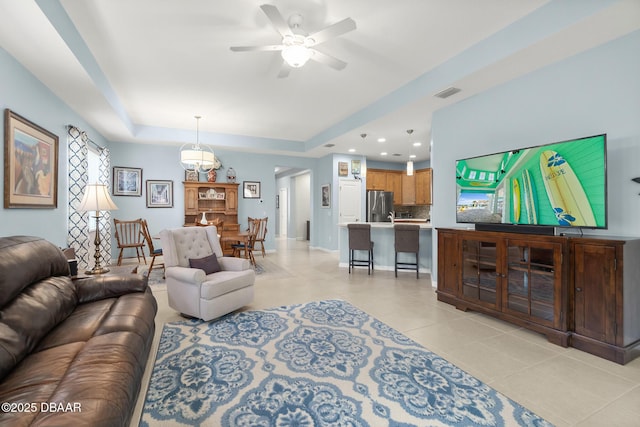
[456,134,607,232]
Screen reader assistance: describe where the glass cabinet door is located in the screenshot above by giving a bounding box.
[461,238,500,309]
[504,240,561,327]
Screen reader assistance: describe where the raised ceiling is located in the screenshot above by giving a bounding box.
[1,1,638,163]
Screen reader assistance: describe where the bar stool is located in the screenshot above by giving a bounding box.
[347,223,374,274]
[394,224,420,278]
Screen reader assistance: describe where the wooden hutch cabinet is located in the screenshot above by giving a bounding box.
[437,228,640,363]
[183,182,240,253]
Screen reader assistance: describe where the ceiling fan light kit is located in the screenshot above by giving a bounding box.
[230,4,356,77]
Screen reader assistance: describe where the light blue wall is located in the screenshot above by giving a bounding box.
[431,30,640,282]
[108,141,319,257]
[0,47,110,247]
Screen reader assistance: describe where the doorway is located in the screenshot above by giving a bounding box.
[338,178,362,223]
[278,188,288,238]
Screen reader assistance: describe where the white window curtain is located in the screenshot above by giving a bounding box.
[67,126,113,269]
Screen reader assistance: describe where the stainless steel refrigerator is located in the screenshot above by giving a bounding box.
[367,191,394,222]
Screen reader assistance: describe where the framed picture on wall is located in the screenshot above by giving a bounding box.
[146,180,173,208]
[338,161,348,176]
[4,109,59,208]
[321,183,331,208]
[185,169,199,182]
[113,166,142,196]
[351,160,361,175]
[243,181,261,199]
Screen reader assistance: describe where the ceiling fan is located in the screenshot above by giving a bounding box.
[230,4,356,78]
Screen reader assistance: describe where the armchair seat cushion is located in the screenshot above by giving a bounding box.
[201,269,255,299]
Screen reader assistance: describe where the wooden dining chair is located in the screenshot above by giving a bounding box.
[232,219,259,266]
[141,219,164,276]
[249,216,268,257]
[113,218,147,266]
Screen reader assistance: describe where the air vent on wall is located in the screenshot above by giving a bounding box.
[434,86,461,99]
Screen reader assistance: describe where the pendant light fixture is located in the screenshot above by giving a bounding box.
[180,115,215,172]
[406,129,414,176]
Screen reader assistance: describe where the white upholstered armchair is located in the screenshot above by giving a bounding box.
[159,226,255,321]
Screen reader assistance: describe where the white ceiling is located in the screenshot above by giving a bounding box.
[1,0,639,164]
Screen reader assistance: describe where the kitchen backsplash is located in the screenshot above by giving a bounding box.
[393,205,430,220]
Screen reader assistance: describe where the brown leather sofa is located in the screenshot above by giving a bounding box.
[0,236,157,426]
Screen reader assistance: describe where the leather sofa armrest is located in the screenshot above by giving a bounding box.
[76,274,148,304]
[165,266,206,284]
[219,256,252,271]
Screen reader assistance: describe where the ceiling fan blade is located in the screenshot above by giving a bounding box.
[307,18,356,45]
[277,62,291,79]
[260,4,293,38]
[230,45,283,52]
[311,50,347,71]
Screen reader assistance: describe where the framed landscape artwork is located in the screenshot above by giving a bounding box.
[243,181,261,199]
[321,184,331,208]
[113,166,142,196]
[146,180,173,208]
[185,169,199,182]
[4,109,59,208]
[338,161,348,176]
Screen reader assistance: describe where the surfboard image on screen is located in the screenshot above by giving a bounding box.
[521,169,538,224]
[539,150,596,226]
[512,178,521,223]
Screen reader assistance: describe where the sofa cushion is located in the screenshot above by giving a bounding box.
[0,342,85,426]
[0,276,77,381]
[189,253,222,275]
[0,236,70,308]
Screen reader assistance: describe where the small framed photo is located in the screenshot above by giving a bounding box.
[146,180,173,208]
[185,169,199,182]
[338,161,348,176]
[4,109,59,208]
[113,166,142,196]
[243,181,261,199]
[351,160,361,175]
[321,184,331,208]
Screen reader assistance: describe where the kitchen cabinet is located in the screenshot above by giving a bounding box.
[366,169,386,190]
[415,168,432,205]
[366,168,432,206]
[401,174,416,205]
[386,171,402,205]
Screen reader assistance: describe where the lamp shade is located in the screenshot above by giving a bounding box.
[180,148,215,167]
[78,184,118,212]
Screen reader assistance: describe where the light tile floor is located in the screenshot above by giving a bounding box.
[130,238,640,427]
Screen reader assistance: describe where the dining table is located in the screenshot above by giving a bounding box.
[220,231,255,265]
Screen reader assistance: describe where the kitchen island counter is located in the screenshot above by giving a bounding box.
[338,222,433,275]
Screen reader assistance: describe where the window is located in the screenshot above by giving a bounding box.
[87,149,100,231]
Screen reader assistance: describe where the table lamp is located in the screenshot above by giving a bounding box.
[78,183,118,274]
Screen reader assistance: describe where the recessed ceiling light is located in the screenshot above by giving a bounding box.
[413,142,422,147]
[348,148,356,153]
[377,138,386,143]
[410,154,416,159]
[380,152,387,156]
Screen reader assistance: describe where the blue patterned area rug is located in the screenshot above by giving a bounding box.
[139,300,553,426]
